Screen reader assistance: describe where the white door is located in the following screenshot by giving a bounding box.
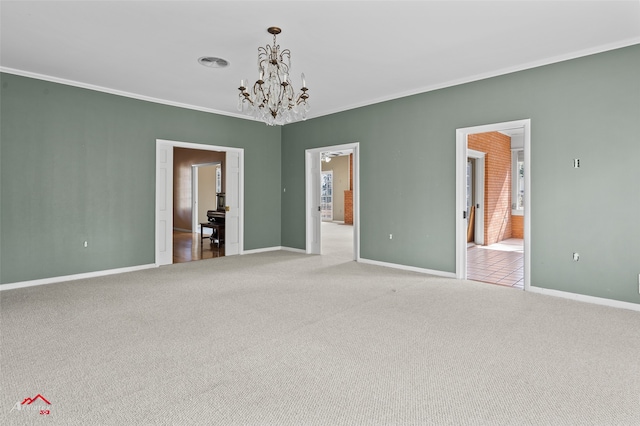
[156,142,173,265]
[306,151,321,254]
[467,149,485,245]
[225,150,241,255]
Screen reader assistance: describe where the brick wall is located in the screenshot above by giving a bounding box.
[512,215,524,239]
[344,154,354,224]
[344,191,353,224]
[468,132,512,245]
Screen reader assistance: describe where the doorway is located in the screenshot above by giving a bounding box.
[191,162,222,235]
[455,120,531,291]
[155,139,244,266]
[305,143,360,260]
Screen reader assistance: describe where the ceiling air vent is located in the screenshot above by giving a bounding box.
[198,57,229,68]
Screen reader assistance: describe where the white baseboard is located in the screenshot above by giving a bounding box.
[358,257,457,279]
[242,246,284,255]
[242,246,306,255]
[281,246,306,254]
[0,264,158,291]
[529,286,640,312]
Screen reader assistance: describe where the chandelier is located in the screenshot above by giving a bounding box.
[237,27,310,126]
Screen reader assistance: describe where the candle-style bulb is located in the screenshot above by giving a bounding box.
[301,72,306,88]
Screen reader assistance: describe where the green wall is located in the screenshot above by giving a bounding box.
[2,45,639,305]
[0,73,281,284]
[281,44,640,304]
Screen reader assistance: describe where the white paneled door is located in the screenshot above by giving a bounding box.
[224,150,241,256]
[306,150,321,254]
[155,141,174,265]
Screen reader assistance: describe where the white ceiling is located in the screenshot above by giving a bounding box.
[2,1,639,123]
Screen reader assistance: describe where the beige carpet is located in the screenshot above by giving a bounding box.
[1,250,639,425]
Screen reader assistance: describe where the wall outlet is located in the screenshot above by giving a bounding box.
[572,252,580,262]
[83,241,88,248]
[573,158,580,168]
[389,234,393,240]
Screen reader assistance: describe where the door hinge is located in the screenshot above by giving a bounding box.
[463,211,467,219]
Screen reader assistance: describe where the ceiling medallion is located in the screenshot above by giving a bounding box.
[237,27,310,126]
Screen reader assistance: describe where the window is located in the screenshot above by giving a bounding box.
[321,170,333,221]
[216,165,222,193]
[511,150,524,214]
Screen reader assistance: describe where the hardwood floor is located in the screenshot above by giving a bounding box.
[173,230,224,264]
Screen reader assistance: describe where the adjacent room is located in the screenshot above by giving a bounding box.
[1,2,639,424]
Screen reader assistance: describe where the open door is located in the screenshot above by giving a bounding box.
[225,150,241,255]
[467,149,485,245]
[155,141,174,265]
[305,150,321,254]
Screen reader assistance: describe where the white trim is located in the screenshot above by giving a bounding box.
[282,38,640,120]
[511,149,525,216]
[467,149,485,158]
[0,264,157,291]
[359,258,457,279]
[305,143,360,260]
[242,246,288,255]
[241,246,306,255]
[0,67,252,121]
[281,246,307,254]
[529,286,640,312]
[455,119,531,292]
[4,38,638,123]
[155,139,244,265]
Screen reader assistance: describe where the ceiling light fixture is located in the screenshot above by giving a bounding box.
[237,27,310,126]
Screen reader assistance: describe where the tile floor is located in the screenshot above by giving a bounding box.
[467,238,524,289]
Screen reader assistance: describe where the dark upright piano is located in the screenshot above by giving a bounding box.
[202,210,225,247]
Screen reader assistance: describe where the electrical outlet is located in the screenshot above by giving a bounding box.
[389,234,393,240]
[572,252,580,262]
[573,158,580,168]
[84,241,88,248]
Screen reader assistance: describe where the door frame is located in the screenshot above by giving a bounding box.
[155,139,244,265]
[191,162,221,235]
[467,149,485,245]
[305,142,360,260]
[455,119,531,290]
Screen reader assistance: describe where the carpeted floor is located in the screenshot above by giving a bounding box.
[1,250,639,425]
